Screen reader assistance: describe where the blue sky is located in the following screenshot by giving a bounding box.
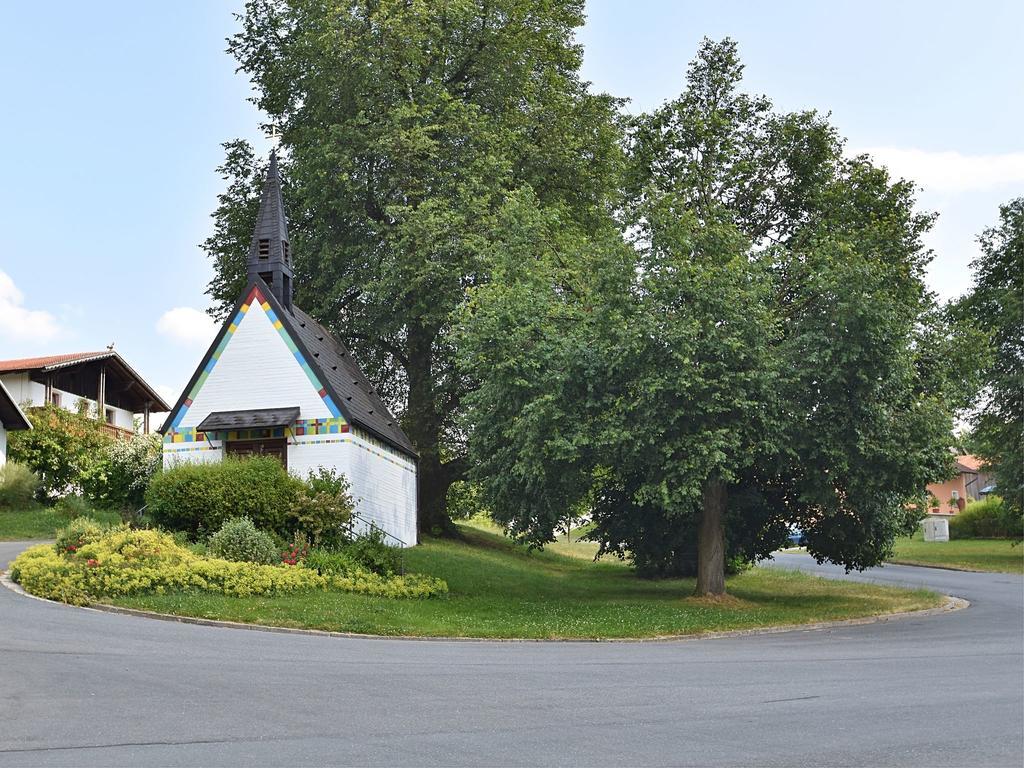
[1,1,1021,413]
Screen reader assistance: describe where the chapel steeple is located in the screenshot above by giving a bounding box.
[247,150,294,310]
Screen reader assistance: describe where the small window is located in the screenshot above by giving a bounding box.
[50,391,61,408]
[282,241,290,263]
[258,239,271,259]
[105,408,115,425]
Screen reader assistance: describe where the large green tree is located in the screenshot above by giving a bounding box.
[204,0,623,535]
[460,39,970,595]
[959,198,1023,514]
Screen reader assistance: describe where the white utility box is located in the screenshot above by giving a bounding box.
[922,515,952,542]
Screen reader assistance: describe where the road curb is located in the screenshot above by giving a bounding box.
[884,559,994,574]
[0,568,969,644]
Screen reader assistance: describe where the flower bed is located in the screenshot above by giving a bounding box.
[9,525,447,606]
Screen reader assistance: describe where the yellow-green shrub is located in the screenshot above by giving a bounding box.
[9,527,447,605]
[8,544,90,605]
[329,570,448,598]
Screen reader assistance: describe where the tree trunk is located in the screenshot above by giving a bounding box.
[405,322,461,539]
[695,476,727,596]
[416,453,460,539]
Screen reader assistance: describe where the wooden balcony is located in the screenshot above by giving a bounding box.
[100,423,137,439]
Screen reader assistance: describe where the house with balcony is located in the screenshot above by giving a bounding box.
[0,351,169,436]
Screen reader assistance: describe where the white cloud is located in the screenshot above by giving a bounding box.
[0,271,63,342]
[855,147,1024,193]
[155,384,179,405]
[156,307,217,347]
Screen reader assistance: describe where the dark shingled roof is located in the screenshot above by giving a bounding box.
[285,304,416,456]
[0,380,31,431]
[196,407,300,433]
[249,151,290,266]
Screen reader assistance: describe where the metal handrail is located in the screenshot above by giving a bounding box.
[342,509,408,574]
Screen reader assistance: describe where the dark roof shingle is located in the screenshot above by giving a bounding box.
[196,407,300,432]
[287,305,416,457]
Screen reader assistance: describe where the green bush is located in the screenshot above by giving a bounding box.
[0,462,40,508]
[145,457,301,538]
[347,527,402,576]
[8,404,111,501]
[208,517,280,564]
[81,433,161,512]
[950,496,1023,540]
[53,495,97,520]
[55,516,107,555]
[303,547,360,576]
[289,467,354,548]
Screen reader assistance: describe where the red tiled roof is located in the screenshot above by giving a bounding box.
[956,454,983,472]
[0,352,110,372]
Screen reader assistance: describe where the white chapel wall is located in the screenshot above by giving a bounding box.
[288,433,417,546]
[177,301,334,429]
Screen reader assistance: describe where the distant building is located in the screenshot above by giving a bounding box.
[160,153,418,546]
[0,379,31,465]
[0,351,169,436]
[926,455,993,514]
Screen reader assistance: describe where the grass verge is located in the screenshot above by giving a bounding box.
[889,532,1023,574]
[0,507,122,541]
[105,524,941,639]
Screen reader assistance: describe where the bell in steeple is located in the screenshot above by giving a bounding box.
[247,151,294,310]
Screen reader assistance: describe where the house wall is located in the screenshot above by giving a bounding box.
[0,423,6,466]
[927,475,969,514]
[0,372,135,430]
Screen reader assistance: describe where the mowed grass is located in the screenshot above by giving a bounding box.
[0,506,121,541]
[108,524,941,639]
[889,532,1023,574]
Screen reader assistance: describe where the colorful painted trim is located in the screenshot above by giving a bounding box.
[350,427,417,470]
[292,417,349,437]
[165,418,349,444]
[168,284,341,430]
[164,430,415,474]
[163,443,221,453]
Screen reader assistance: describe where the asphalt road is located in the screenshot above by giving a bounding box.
[0,542,1021,767]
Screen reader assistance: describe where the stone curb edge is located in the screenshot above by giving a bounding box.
[0,569,969,644]
[885,559,1000,574]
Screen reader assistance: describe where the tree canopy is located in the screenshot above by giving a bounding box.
[959,198,1023,516]
[459,39,974,594]
[206,13,982,584]
[204,0,623,534]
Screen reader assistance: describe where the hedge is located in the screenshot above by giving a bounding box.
[145,457,301,538]
[950,496,1023,540]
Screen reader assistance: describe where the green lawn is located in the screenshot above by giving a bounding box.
[889,533,1023,574]
[107,524,941,639]
[0,507,122,541]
